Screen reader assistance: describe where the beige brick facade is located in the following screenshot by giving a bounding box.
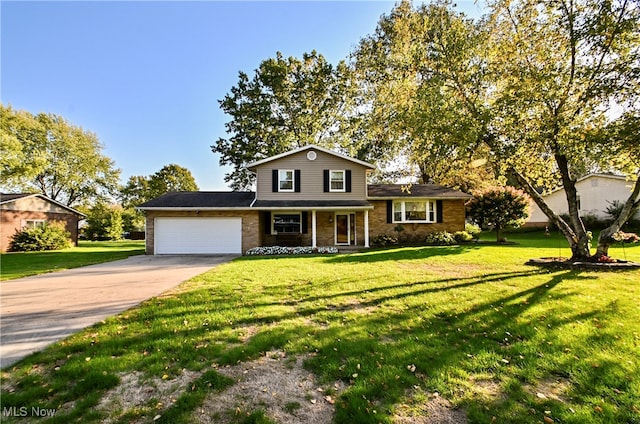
[144,210,260,255]
[144,201,468,254]
[368,199,467,242]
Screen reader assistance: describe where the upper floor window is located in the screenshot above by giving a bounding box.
[393,200,436,223]
[272,169,300,193]
[330,170,345,192]
[279,170,294,192]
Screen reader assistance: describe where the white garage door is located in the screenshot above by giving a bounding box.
[155,217,242,254]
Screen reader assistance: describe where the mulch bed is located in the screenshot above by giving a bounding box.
[526,257,640,271]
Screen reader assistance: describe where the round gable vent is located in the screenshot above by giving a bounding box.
[307,151,317,161]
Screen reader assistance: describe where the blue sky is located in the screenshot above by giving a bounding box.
[2,1,484,192]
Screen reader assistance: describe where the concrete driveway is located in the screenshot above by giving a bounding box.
[0,255,236,369]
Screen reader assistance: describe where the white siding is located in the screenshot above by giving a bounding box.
[528,175,636,224]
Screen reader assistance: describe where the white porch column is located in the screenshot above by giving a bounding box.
[364,209,370,248]
[311,210,317,248]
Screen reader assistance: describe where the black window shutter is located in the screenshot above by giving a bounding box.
[301,212,308,233]
[272,170,278,192]
[263,212,272,234]
[323,170,330,192]
[436,200,443,223]
[345,170,352,192]
[386,200,393,223]
[295,170,301,193]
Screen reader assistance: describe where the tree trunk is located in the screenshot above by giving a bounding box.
[510,167,591,261]
[554,154,593,261]
[595,174,640,259]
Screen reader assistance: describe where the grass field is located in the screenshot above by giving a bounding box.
[0,241,145,281]
[1,232,638,423]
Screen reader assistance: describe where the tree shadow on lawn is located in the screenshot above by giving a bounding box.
[326,244,481,263]
[2,268,634,423]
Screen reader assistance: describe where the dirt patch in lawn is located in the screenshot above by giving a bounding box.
[524,377,571,404]
[392,389,468,424]
[195,350,345,424]
[98,369,201,421]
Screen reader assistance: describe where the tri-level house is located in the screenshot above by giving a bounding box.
[138,145,471,255]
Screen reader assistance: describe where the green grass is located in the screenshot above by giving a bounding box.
[1,231,638,423]
[0,241,145,280]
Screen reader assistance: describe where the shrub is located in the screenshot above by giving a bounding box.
[465,223,482,240]
[82,202,124,241]
[371,234,398,247]
[454,231,473,243]
[9,223,72,252]
[605,200,640,227]
[424,231,456,246]
[580,213,607,230]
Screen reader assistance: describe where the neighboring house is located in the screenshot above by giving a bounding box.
[138,145,471,255]
[0,193,86,252]
[527,173,638,226]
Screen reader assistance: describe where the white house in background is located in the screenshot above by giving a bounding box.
[527,173,637,226]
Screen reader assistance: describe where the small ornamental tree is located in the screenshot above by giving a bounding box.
[467,186,531,242]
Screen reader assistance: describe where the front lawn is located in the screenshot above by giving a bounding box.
[1,232,638,423]
[0,241,145,281]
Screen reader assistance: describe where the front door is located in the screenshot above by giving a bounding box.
[335,213,356,245]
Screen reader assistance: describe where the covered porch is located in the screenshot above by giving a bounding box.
[254,201,373,249]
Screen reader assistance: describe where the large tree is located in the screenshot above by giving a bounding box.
[212,51,367,190]
[120,164,199,209]
[353,1,498,192]
[355,0,640,261]
[0,105,121,206]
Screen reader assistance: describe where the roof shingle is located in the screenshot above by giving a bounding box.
[138,191,255,209]
[367,184,472,199]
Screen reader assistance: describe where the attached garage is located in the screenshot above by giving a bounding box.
[155,217,242,255]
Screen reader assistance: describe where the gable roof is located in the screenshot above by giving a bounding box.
[245,144,376,171]
[367,184,472,199]
[137,191,255,210]
[0,193,86,217]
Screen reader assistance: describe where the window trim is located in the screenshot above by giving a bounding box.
[392,200,437,223]
[329,170,346,192]
[278,169,295,192]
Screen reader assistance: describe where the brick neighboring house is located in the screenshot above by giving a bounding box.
[138,145,471,255]
[0,193,86,252]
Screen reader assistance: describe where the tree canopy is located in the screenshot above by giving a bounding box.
[0,105,121,206]
[352,0,639,260]
[212,50,367,190]
[120,164,199,209]
[211,0,639,260]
